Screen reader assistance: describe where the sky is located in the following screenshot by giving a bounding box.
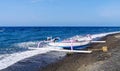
[0,0,120,26]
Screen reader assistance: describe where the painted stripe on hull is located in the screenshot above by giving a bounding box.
[61,44,90,50]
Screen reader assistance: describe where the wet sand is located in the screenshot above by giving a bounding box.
[1,52,66,71]
[41,33,120,71]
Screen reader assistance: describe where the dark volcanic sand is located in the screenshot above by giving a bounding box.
[1,52,66,71]
[41,33,120,71]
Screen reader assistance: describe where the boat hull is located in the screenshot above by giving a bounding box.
[62,44,90,50]
[48,41,90,50]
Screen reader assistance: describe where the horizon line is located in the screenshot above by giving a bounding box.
[0,26,120,28]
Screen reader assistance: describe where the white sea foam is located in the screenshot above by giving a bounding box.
[73,31,120,41]
[91,31,120,39]
[0,47,60,70]
[13,41,39,48]
[0,31,120,70]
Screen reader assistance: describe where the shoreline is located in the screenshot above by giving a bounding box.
[1,32,120,71]
[40,33,120,71]
[1,51,66,71]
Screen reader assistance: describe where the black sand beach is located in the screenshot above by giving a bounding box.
[41,33,120,71]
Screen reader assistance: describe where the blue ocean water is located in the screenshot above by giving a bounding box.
[0,27,120,54]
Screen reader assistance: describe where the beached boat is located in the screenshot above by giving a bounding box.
[37,36,106,53]
[48,40,90,49]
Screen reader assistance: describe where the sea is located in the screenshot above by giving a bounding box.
[0,27,120,71]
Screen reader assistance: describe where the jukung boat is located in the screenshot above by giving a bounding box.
[47,36,91,50]
[36,35,105,53]
[48,40,90,49]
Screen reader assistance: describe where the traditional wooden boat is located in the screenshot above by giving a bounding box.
[48,40,90,49]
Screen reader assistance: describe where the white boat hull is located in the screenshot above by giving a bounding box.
[48,41,90,49]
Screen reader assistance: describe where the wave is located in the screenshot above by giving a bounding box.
[0,31,120,70]
[13,41,39,48]
[91,31,120,39]
[0,47,60,70]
